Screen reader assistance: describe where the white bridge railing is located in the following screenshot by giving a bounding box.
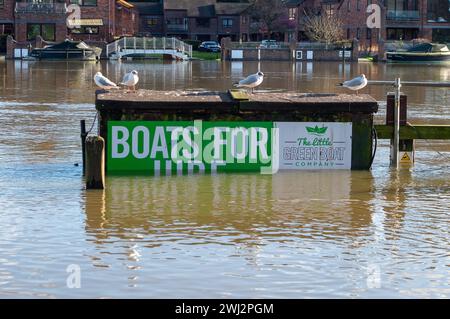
[106,37,192,59]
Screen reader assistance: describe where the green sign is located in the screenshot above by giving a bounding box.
[107,121,274,175]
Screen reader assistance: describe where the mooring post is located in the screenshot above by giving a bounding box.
[80,120,87,175]
[391,78,401,168]
[85,136,105,190]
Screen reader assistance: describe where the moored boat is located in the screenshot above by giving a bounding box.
[387,43,450,62]
[29,39,102,61]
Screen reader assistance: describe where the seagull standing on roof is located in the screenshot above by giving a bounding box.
[234,71,264,93]
[120,70,139,92]
[94,72,119,91]
[337,74,368,95]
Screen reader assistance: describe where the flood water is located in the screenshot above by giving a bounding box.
[0,59,449,298]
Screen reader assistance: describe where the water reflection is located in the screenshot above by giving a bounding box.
[84,172,378,257]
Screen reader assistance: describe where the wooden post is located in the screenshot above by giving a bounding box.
[85,136,105,190]
[387,92,414,165]
[80,120,87,176]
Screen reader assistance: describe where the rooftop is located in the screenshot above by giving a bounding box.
[96,90,378,114]
[164,0,251,17]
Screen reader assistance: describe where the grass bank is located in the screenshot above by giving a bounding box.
[191,51,221,61]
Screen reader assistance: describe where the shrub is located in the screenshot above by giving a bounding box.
[184,40,202,50]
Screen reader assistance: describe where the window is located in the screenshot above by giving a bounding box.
[0,0,4,8]
[70,26,99,34]
[147,18,159,27]
[357,0,361,11]
[0,24,13,36]
[196,18,210,27]
[223,18,233,27]
[167,18,184,25]
[386,0,413,11]
[427,0,450,22]
[347,0,351,12]
[366,28,372,39]
[288,8,297,21]
[347,28,351,39]
[27,24,55,41]
[69,0,97,6]
[356,28,361,39]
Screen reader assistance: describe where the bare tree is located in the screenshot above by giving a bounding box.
[249,0,288,39]
[303,10,345,44]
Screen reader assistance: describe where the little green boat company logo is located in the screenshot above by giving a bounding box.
[278,122,353,170]
[297,125,333,147]
[306,125,328,136]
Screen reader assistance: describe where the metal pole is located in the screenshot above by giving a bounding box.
[368,80,450,87]
[392,78,401,168]
[80,120,87,176]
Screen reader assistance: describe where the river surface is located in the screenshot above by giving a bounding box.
[0,59,449,298]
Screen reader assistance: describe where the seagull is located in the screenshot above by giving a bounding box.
[337,74,368,95]
[94,72,119,91]
[234,71,264,93]
[120,70,139,92]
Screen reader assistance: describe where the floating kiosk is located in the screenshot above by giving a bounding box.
[93,91,377,179]
[84,89,450,189]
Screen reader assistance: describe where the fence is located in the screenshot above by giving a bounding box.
[106,37,193,58]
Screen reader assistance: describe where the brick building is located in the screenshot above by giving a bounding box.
[2,0,449,55]
[0,0,14,36]
[129,0,251,42]
[286,0,450,54]
[0,0,137,43]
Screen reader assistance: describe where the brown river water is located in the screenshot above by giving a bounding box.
[0,59,449,298]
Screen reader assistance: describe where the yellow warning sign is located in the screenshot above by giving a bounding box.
[400,152,413,164]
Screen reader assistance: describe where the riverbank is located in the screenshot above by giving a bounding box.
[191,51,221,61]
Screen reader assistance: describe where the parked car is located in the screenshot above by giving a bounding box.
[259,40,281,49]
[198,41,221,52]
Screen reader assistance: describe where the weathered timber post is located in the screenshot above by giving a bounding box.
[85,136,105,190]
[387,92,414,165]
[221,37,231,61]
[80,120,87,175]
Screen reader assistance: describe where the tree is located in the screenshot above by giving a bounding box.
[249,0,288,39]
[303,10,345,44]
